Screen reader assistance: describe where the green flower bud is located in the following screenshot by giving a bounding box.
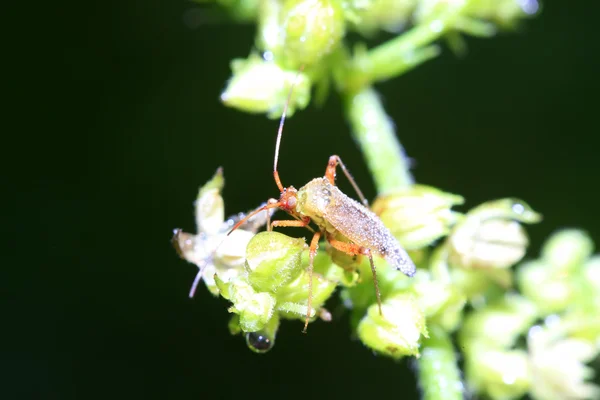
[465,0,540,29]
[274,263,338,322]
[541,229,594,272]
[436,237,513,301]
[228,314,242,335]
[447,198,541,270]
[343,0,417,36]
[216,276,276,332]
[411,269,466,331]
[245,231,306,293]
[464,344,530,400]
[460,294,537,349]
[517,260,573,316]
[221,54,310,118]
[357,293,427,358]
[280,0,346,68]
[372,185,464,250]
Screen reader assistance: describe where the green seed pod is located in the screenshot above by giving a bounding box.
[274,264,338,321]
[372,185,464,250]
[245,231,306,293]
[447,198,541,270]
[541,229,594,272]
[357,293,427,358]
[280,0,346,68]
[221,54,310,118]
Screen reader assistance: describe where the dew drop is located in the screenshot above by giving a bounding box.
[246,331,274,353]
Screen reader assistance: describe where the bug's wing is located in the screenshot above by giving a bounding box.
[324,187,416,277]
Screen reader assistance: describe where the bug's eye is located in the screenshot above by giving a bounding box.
[287,196,297,208]
[246,331,274,353]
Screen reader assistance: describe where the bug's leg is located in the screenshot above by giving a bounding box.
[326,235,383,316]
[271,216,311,229]
[364,248,383,316]
[325,155,368,206]
[303,231,321,333]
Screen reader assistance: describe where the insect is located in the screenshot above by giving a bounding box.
[229,78,416,333]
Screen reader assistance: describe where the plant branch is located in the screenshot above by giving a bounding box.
[417,325,464,400]
[344,86,414,194]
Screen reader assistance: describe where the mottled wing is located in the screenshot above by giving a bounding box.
[324,185,416,277]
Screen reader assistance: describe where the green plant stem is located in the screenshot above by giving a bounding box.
[418,325,464,400]
[344,86,413,194]
[344,6,472,92]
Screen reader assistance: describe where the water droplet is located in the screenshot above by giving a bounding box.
[544,314,561,328]
[246,331,274,353]
[263,51,274,62]
[512,202,525,215]
[517,0,539,15]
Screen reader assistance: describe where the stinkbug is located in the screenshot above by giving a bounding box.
[230,80,416,332]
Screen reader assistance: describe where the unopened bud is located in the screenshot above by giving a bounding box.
[245,231,306,293]
[541,229,594,272]
[274,260,338,322]
[465,0,540,28]
[372,185,464,250]
[357,293,427,358]
[448,198,541,269]
[221,54,310,118]
[280,0,346,68]
[412,269,466,331]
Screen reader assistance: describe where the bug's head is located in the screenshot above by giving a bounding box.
[278,186,298,213]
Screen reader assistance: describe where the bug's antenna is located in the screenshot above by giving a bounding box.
[227,200,281,236]
[273,65,306,193]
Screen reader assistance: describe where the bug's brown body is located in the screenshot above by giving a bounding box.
[297,178,416,277]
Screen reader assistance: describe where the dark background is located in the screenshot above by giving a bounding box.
[7,1,599,399]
